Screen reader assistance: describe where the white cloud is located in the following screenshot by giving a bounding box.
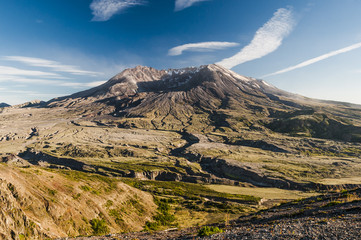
[217,7,295,69]
[59,81,107,88]
[0,75,106,88]
[175,0,208,11]
[0,76,64,85]
[168,41,239,56]
[0,89,66,104]
[86,81,107,87]
[90,0,145,21]
[0,89,39,95]
[3,56,100,76]
[262,42,361,78]
[0,66,63,78]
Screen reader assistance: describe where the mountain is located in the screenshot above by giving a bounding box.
[48,64,361,142]
[2,64,361,238]
[49,64,297,112]
[0,103,10,108]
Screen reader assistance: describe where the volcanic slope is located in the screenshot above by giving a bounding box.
[48,64,301,130]
[2,64,361,238]
[45,64,361,188]
[48,64,361,139]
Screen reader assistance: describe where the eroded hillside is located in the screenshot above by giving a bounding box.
[1,65,361,238]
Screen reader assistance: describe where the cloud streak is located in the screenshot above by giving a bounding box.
[90,0,145,21]
[174,0,208,12]
[0,66,63,78]
[217,7,295,69]
[0,75,106,88]
[168,41,239,56]
[3,56,100,76]
[175,0,208,11]
[262,42,361,78]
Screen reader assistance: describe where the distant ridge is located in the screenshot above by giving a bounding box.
[0,103,10,108]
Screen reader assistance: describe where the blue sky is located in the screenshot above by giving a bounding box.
[1,0,361,105]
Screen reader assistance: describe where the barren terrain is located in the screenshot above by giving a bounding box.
[1,65,361,239]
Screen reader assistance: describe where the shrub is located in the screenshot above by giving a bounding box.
[90,218,109,235]
[80,185,91,191]
[144,198,175,231]
[323,201,342,208]
[198,226,223,236]
[48,189,57,196]
[144,221,160,231]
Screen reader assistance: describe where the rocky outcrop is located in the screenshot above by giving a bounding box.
[0,154,31,167]
[0,178,46,239]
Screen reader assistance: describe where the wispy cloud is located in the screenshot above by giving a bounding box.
[90,0,145,21]
[0,75,106,88]
[0,76,64,85]
[217,7,295,69]
[175,0,208,11]
[0,66,63,78]
[86,81,107,87]
[168,41,239,56]
[262,42,361,78]
[0,88,66,104]
[58,81,107,88]
[3,56,100,76]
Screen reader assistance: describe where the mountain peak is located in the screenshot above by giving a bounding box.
[57,64,256,100]
[47,63,296,120]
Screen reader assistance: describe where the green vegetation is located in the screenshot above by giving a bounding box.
[123,179,260,204]
[198,226,224,236]
[109,209,125,226]
[145,198,176,231]
[123,179,260,230]
[55,169,118,193]
[80,185,91,192]
[18,234,26,240]
[48,189,57,196]
[72,193,81,199]
[90,218,109,236]
[323,201,342,208]
[267,112,361,143]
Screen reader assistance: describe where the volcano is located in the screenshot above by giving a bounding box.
[46,64,361,142]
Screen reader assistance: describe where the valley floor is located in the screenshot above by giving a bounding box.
[2,104,361,239]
